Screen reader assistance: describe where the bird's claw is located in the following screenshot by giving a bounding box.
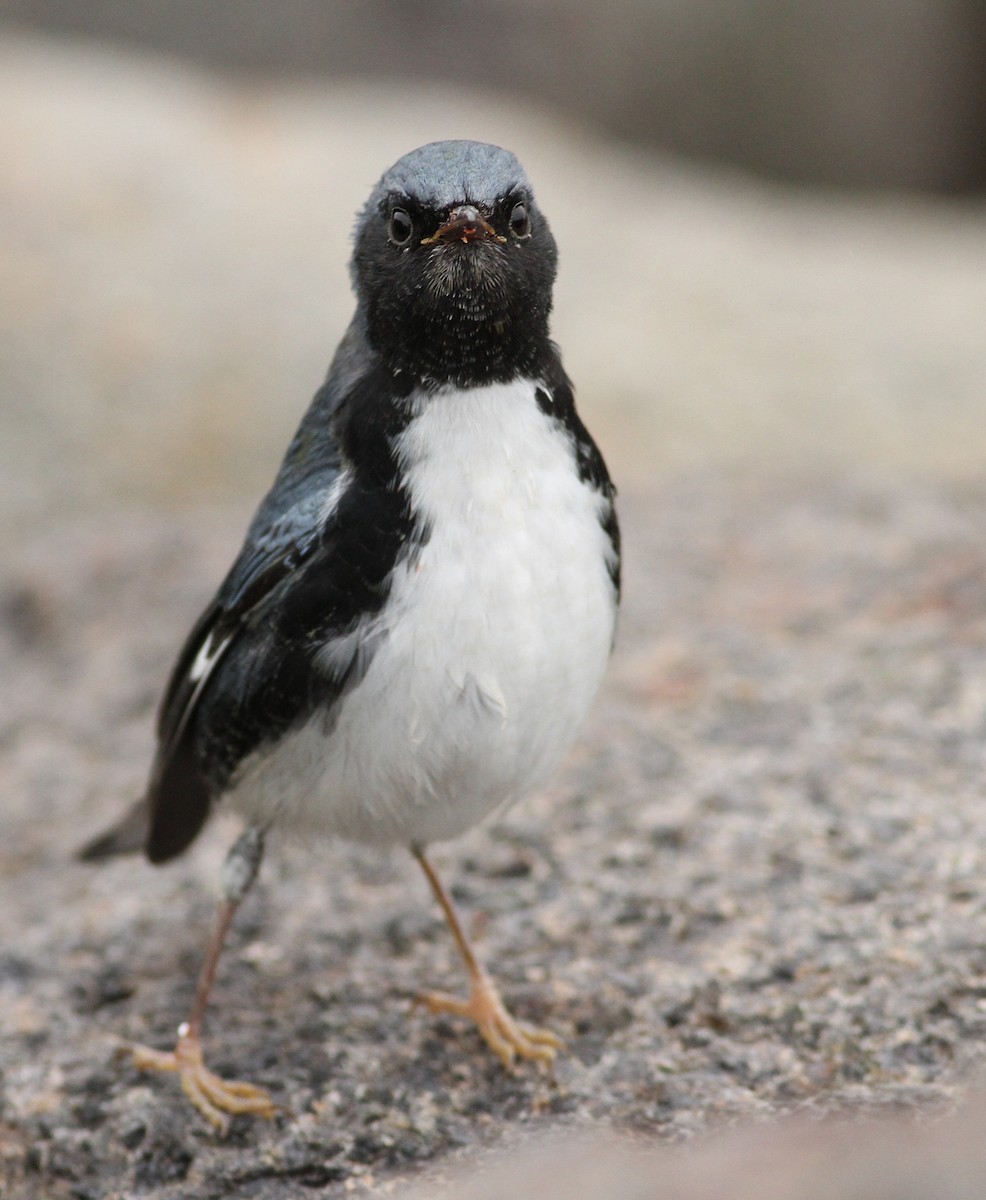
[132,1034,279,1133]
[417,972,564,1069]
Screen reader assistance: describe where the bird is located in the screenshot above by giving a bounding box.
[82,139,621,1132]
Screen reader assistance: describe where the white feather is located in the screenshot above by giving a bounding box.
[188,629,230,685]
[230,378,617,847]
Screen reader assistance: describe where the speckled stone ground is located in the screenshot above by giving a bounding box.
[4,475,986,1198]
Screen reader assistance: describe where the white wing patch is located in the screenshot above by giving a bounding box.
[318,467,352,525]
[188,629,233,685]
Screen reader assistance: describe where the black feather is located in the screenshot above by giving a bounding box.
[142,353,423,862]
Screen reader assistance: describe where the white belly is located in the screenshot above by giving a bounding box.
[230,379,617,846]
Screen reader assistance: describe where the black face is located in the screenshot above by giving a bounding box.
[352,187,559,388]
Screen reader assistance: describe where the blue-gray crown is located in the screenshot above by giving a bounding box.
[361,140,532,219]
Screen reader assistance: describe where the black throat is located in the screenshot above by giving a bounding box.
[354,205,560,389]
[363,284,554,389]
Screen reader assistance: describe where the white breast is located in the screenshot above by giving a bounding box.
[231,378,617,847]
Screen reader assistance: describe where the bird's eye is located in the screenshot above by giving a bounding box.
[388,208,413,246]
[509,201,531,239]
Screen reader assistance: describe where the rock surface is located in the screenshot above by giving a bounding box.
[6,477,986,1197]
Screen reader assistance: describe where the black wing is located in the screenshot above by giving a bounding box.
[145,475,336,862]
[78,397,344,865]
[78,503,329,865]
[144,352,421,863]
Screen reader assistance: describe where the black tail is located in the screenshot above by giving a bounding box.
[144,738,213,864]
[78,798,149,861]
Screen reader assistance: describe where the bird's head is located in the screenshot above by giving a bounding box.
[351,141,558,387]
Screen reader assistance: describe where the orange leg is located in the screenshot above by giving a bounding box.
[412,846,563,1068]
[131,828,278,1133]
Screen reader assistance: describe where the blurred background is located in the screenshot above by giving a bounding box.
[1,1,985,534]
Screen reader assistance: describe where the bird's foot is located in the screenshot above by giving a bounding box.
[416,970,564,1069]
[132,1029,278,1133]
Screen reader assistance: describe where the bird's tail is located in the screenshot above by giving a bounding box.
[78,797,149,860]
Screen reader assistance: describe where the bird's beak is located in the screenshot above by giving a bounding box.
[421,205,507,246]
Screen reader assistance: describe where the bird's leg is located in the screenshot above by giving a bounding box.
[411,846,563,1068]
[131,827,278,1133]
